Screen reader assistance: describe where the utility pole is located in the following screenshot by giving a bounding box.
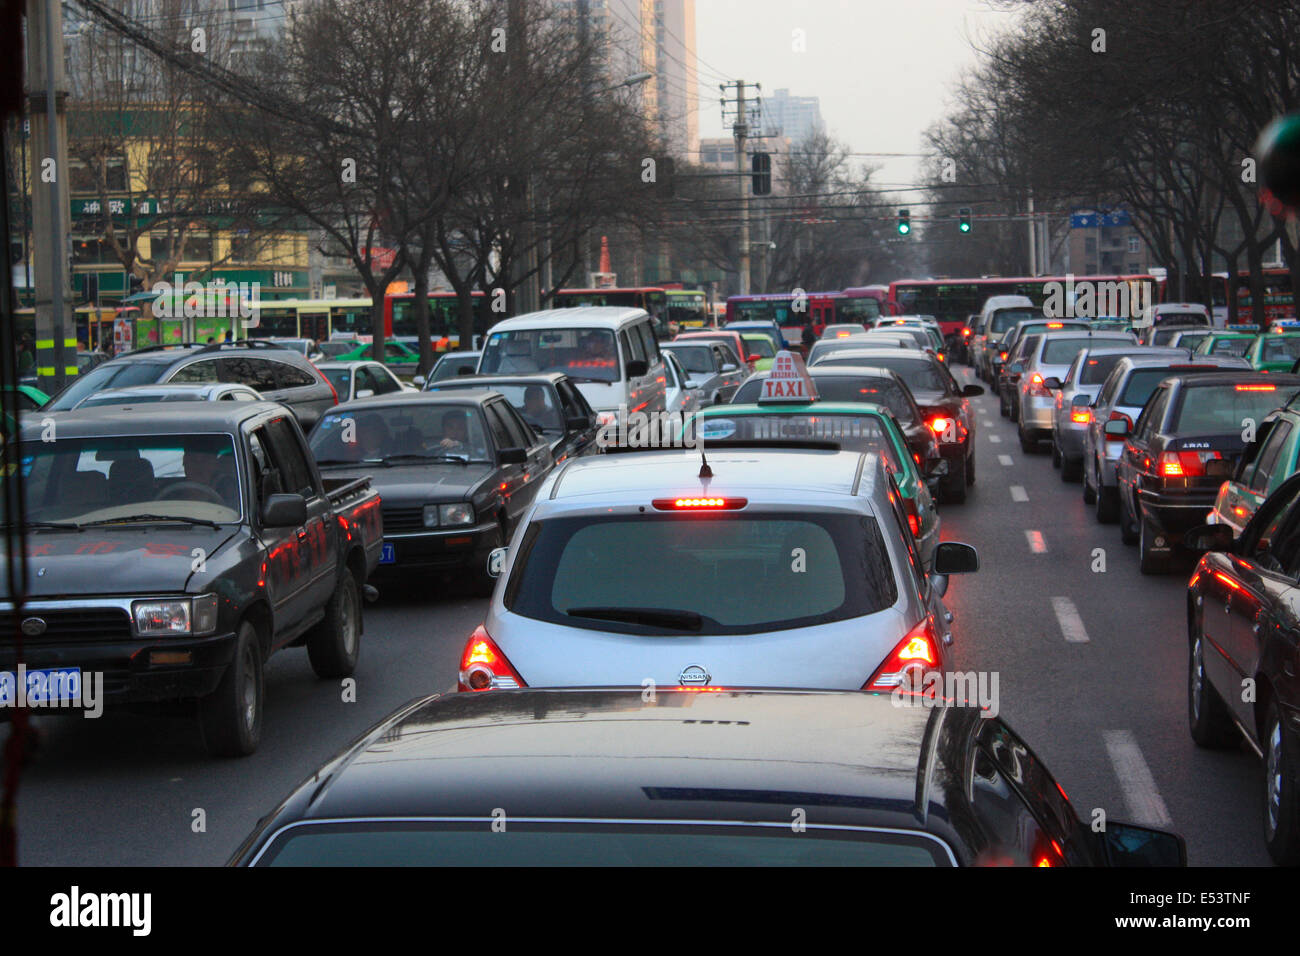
[721,80,759,295]
[26,0,74,391]
[1027,191,1037,277]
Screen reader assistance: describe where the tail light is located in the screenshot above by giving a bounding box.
[1070,409,1091,424]
[928,416,967,443]
[458,626,526,691]
[863,618,941,692]
[1027,373,1051,398]
[962,328,972,337]
[653,497,748,510]
[1104,410,1132,440]
[937,352,946,362]
[1159,450,1222,478]
[999,351,1008,361]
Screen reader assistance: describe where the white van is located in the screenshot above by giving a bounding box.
[972,295,1037,380]
[477,307,667,423]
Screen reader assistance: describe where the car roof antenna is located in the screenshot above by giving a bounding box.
[698,428,712,479]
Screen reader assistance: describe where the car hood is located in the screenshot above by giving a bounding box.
[0,525,239,599]
[321,461,495,505]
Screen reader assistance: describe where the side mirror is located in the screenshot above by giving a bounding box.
[721,363,739,373]
[565,415,590,432]
[626,359,649,379]
[499,447,528,465]
[1071,392,1091,408]
[1183,523,1234,552]
[262,493,307,528]
[486,547,508,579]
[961,384,984,397]
[1008,361,1025,375]
[1042,377,1062,390]
[685,379,700,389]
[1103,418,1130,438]
[413,375,426,387]
[1098,822,1188,867]
[933,541,979,575]
[355,389,374,398]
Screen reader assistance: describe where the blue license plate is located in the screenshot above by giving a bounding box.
[380,542,396,565]
[0,667,82,705]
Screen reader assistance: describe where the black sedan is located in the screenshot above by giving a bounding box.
[1186,472,1300,864]
[228,689,1184,866]
[425,371,600,465]
[732,366,938,471]
[809,347,982,502]
[1111,372,1300,573]
[307,391,553,591]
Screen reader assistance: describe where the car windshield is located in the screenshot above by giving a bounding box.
[1155,313,1208,327]
[505,513,897,635]
[44,359,169,410]
[818,356,946,394]
[1260,337,1300,362]
[989,309,1038,334]
[19,433,241,524]
[733,375,918,424]
[697,413,903,471]
[662,345,715,374]
[318,341,357,358]
[1172,384,1300,435]
[743,337,775,358]
[480,328,620,382]
[254,821,948,866]
[310,404,492,462]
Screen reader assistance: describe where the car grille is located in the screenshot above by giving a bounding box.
[0,607,132,643]
[382,506,426,533]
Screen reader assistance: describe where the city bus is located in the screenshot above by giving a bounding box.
[550,287,671,336]
[663,289,709,329]
[839,286,898,324]
[724,291,844,347]
[887,274,1158,343]
[13,306,118,352]
[1228,269,1294,326]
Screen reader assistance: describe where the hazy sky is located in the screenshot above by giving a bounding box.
[693,0,1020,186]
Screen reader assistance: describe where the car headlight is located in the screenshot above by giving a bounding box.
[440,503,475,526]
[133,594,218,637]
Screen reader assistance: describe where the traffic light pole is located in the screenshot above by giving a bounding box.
[734,81,750,296]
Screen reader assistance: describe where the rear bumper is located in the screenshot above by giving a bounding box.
[1020,396,1055,430]
[1138,487,1221,535]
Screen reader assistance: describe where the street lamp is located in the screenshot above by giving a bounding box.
[598,72,653,94]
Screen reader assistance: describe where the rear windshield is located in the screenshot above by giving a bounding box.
[429,354,479,382]
[662,345,715,374]
[1208,337,1252,356]
[1260,337,1300,363]
[1172,384,1300,435]
[505,513,898,635]
[1155,313,1210,327]
[1042,338,1097,365]
[481,328,620,382]
[697,413,903,471]
[310,404,493,463]
[988,309,1038,334]
[1118,366,1223,407]
[1079,352,1133,385]
[820,355,947,394]
[733,375,918,424]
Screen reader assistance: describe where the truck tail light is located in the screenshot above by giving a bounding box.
[458,626,526,691]
[863,619,941,692]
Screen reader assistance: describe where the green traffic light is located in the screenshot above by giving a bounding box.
[959,222,971,233]
[898,223,910,235]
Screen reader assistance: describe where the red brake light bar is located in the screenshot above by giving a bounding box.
[653,497,748,510]
[1236,384,1276,391]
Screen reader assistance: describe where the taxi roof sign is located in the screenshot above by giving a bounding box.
[760,350,819,403]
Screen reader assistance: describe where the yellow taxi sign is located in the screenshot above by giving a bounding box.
[760,350,819,403]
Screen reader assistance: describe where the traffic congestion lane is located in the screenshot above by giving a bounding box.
[942,364,1271,865]
[13,585,485,866]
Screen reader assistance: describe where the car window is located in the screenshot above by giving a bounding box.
[263,417,317,499]
[636,321,659,362]
[482,402,516,451]
[274,361,319,389]
[717,344,741,368]
[621,328,644,368]
[1210,337,1251,356]
[1249,421,1293,494]
[1133,386,1169,442]
[372,366,402,394]
[169,358,221,385]
[215,357,281,392]
[494,399,539,448]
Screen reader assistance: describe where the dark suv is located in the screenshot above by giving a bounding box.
[44,340,338,429]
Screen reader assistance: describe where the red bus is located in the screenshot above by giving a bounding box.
[840,286,899,324]
[724,291,844,347]
[550,287,670,336]
[888,274,1158,342]
[383,290,492,347]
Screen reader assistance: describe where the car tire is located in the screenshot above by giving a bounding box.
[198,621,263,758]
[1009,398,1020,424]
[966,450,976,486]
[1139,512,1171,573]
[944,457,967,504]
[1095,480,1119,523]
[306,570,361,679]
[999,389,1009,417]
[1188,626,1239,749]
[1051,440,1062,469]
[1264,698,1300,865]
[1120,493,1140,545]
[1082,460,1097,503]
[1061,455,1083,483]
[1018,424,1036,454]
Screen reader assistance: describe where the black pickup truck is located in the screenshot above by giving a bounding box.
[0,402,382,756]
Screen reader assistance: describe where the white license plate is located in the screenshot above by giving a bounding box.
[0,667,82,705]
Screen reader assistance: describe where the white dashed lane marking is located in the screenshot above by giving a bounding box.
[1051,596,1089,643]
[989,435,1002,444]
[1104,730,1174,827]
[1026,530,1046,553]
[998,454,1014,466]
[1010,485,1028,502]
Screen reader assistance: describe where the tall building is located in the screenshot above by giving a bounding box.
[762,88,824,143]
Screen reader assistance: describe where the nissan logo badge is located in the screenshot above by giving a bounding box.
[20,617,47,637]
[678,664,710,685]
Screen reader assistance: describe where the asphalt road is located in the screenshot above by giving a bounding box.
[10,362,1275,865]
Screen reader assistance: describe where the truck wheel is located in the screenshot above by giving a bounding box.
[199,621,263,757]
[307,571,361,679]
[1264,698,1300,865]
[1188,628,1239,749]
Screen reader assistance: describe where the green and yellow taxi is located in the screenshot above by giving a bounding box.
[1210,401,1300,534]
[1245,332,1300,373]
[1193,329,1259,360]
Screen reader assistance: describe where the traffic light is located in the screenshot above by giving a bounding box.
[958,207,972,233]
[897,209,911,235]
[751,152,771,195]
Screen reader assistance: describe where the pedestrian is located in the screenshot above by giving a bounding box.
[205,335,215,344]
[223,329,233,343]
[800,322,815,355]
[16,334,34,373]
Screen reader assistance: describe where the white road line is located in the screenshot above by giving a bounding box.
[988,434,1002,443]
[1025,530,1046,553]
[998,454,1014,466]
[1103,730,1174,828]
[981,419,994,427]
[1010,485,1028,502]
[1051,596,1089,643]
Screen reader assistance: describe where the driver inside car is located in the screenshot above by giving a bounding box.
[180,449,239,508]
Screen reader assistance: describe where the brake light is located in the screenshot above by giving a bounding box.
[962,328,972,337]
[1070,409,1091,424]
[863,618,941,692]
[458,626,526,691]
[999,351,1008,361]
[929,416,953,435]
[653,497,748,510]
[1235,384,1276,391]
[1047,322,1064,328]
[1027,373,1051,398]
[1159,450,1222,478]
[937,352,946,362]
[836,330,850,337]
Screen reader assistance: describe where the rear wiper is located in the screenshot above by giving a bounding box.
[80,514,221,529]
[566,606,705,632]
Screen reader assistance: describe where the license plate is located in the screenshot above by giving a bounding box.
[0,667,82,706]
[380,542,396,565]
